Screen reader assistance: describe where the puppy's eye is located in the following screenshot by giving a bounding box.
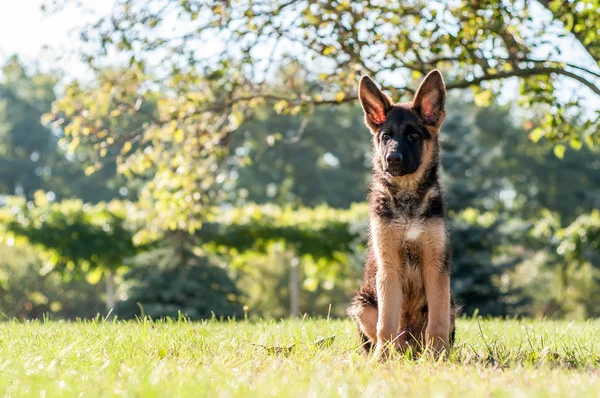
[381,132,392,142]
[408,132,421,140]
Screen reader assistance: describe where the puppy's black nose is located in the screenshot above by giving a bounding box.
[386,153,403,165]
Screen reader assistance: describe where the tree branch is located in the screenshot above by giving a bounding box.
[162,65,599,127]
[447,67,600,96]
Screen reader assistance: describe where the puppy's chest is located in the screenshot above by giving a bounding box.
[370,189,443,268]
[372,191,423,222]
[401,222,425,242]
[378,217,426,251]
[375,212,429,270]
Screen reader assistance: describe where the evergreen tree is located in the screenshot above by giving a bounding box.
[0,56,57,198]
[116,233,243,320]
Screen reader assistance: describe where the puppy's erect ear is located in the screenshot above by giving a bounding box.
[412,70,446,131]
[359,76,392,131]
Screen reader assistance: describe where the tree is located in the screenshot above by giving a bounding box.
[198,203,364,317]
[45,65,244,241]
[35,0,600,317]
[115,232,243,320]
[0,56,131,203]
[0,239,105,320]
[523,208,600,318]
[538,0,599,64]
[232,103,369,207]
[554,210,600,317]
[4,194,137,310]
[42,0,599,235]
[47,0,599,144]
[0,56,58,198]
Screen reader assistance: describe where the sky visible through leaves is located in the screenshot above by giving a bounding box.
[0,0,598,116]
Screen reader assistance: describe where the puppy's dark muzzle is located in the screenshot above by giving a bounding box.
[385,153,408,176]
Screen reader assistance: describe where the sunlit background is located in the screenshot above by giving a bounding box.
[0,0,599,321]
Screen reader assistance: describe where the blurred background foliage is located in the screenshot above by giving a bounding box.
[0,0,599,320]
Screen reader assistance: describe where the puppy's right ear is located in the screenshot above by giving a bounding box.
[359,76,392,131]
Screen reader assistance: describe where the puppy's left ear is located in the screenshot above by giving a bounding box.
[412,70,446,132]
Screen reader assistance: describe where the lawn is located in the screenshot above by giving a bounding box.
[1,317,599,397]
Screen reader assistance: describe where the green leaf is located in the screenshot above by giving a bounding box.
[274,100,288,114]
[529,128,544,143]
[85,268,103,285]
[121,141,133,154]
[570,137,583,150]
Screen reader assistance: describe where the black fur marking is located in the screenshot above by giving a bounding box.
[450,295,458,344]
[359,329,373,353]
[352,289,378,307]
[424,195,444,218]
[373,195,394,221]
[450,324,456,345]
[441,245,452,274]
[382,108,433,141]
[405,245,421,269]
[416,162,440,197]
[393,194,420,216]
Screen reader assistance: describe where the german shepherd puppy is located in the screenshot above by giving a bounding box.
[348,70,458,359]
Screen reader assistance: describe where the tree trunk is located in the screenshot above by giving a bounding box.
[289,258,300,318]
[106,270,116,311]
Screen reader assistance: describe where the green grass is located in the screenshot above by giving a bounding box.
[1,318,600,397]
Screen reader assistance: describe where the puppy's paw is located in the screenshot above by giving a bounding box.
[425,328,449,357]
[373,342,391,362]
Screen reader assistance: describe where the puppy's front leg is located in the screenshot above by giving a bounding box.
[421,221,451,355]
[374,265,403,359]
[371,221,403,360]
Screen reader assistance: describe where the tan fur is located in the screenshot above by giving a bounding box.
[371,216,450,357]
[420,219,451,352]
[371,218,404,358]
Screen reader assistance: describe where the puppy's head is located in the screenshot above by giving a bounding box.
[359,70,446,178]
